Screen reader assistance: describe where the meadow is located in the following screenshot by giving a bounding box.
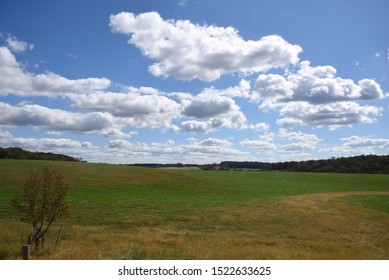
[0,159,388,259]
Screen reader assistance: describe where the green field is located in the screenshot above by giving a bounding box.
[0,159,388,259]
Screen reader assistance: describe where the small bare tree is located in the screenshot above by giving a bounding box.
[12,165,69,252]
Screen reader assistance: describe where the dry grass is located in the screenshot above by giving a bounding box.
[2,191,388,260]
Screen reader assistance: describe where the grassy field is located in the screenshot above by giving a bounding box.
[0,159,388,259]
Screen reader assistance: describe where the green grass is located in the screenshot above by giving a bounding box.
[343,195,389,213]
[1,159,388,259]
[2,159,388,221]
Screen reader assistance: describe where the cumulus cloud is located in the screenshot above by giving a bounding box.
[181,91,247,133]
[187,137,232,147]
[250,61,385,128]
[183,93,235,118]
[240,139,276,150]
[252,61,384,107]
[5,35,34,53]
[341,135,389,150]
[0,129,94,153]
[182,138,248,160]
[109,12,302,81]
[245,122,270,131]
[107,139,178,156]
[277,101,381,128]
[198,79,251,98]
[0,102,123,135]
[251,73,292,106]
[240,129,318,152]
[278,128,319,151]
[31,72,110,95]
[320,135,389,155]
[0,46,110,96]
[106,137,250,164]
[68,90,181,131]
[181,120,213,134]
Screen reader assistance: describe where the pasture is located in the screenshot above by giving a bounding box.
[0,159,388,259]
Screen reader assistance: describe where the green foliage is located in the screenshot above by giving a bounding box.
[11,165,69,251]
[0,146,81,162]
[221,154,389,174]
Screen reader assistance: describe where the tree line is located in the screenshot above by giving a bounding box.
[2,146,388,174]
[219,154,389,174]
[0,147,82,162]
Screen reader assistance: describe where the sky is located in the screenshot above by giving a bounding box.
[0,0,388,164]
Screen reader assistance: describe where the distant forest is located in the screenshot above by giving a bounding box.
[1,146,388,174]
[132,154,389,174]
[0,147,81,162]
[219,154,389,174]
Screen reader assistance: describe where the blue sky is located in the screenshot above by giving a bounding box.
[1,0,388,164]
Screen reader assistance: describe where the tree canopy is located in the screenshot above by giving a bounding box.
[12,165,70,251]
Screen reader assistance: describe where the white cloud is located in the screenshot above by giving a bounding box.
[278,128,319,151]
[259,132,275,141]
[183,93,235,118]
[13,137,92,149]
[1,46,253,134]
[341,135,389,150]
[200,79,251,98]
[277,101,381,128]
[187,137,232,147]
[31,72,111,95]
[252,61,384,108]
[251,73,293,104]
[246,122,270,131]
[181,91,247,133]
[0,102,123,135]
[0,46,110,96]
[0,130,95,154]
[67,53,78,59]
[181,120,213,134]
[46,131,64,136]
[0,130,13,141]
[240,129,319,152]
[249,60,385,128]
[106,137,250,164]
[167,91,193,101]
[109,12,302,81]
[5,35,34,53]
[178,0,190,7]
[320,135,389,155]
[182,138,248,161]
[240,139,276,150]
[68,90,181,131]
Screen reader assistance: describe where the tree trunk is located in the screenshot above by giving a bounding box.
[34,238,41,254]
